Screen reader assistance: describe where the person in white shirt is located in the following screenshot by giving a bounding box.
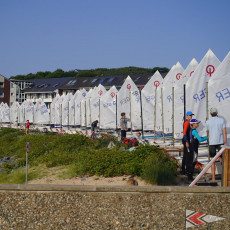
[206,108,227,182]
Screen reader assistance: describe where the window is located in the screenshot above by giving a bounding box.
[67,80,77,85]
[45,93,49,98]
[11,92,14,96]
[91,79,97,83]
[0,82,4,88]
[99,79,105,84]
[0,92,4,98]
[53,83,59,87]
[135,77,141,82]
[107,77,114,82]
[11,83,14,88]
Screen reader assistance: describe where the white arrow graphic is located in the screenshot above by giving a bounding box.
[186,209,225,229]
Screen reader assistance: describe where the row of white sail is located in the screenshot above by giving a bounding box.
[0,49,229,142]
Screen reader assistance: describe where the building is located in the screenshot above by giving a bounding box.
[0,74,18,106]
[10,79,33,104]
[59,72,168,93]
[23,77,73,108]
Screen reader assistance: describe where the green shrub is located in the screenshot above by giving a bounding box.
[0,128,179,185]
[141,151,178,185]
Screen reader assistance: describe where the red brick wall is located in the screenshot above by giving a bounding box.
[0,78,10,105]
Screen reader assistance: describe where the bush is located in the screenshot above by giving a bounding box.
[141,150,178,185]
[0,128,179,185]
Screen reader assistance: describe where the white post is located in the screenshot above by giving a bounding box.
[161,88,165,143]
[154,87,157,141]
[172,87,175,146]
[129,91,132,134]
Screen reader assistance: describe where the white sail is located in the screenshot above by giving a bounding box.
[1,103,10,122]
[19,102,25,124]
[54,95,65,125]
[62,93,72,126]
[75,89,87,126]
[10,102,20,123]
[86,89,93,127]
[186,49,221,136]
[130,89,141,130]
[34,99,50,124]
[117,76,138,127]
[69,95,75,126]
[24,100,34,122]
[100,86,118,129]
[174,58,198,139]
[208,51,230,144]
[50,95,60,124]
[81,89,92,127]
[141,71,163,131]
[163,62,184,133]
[90,84,107,123]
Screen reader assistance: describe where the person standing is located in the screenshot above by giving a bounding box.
[91,120,98,139]
[120,112,130,140]
[181,111,194,175]
[25,120,30,135]
[206,108,227,182]
[188,119,208,181]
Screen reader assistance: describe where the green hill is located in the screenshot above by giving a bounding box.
[10,67,169,80]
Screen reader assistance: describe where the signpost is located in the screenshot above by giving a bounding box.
[26,141,30,184]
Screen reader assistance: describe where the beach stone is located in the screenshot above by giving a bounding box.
[0,185,229,229]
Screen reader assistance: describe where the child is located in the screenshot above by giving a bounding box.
[187,119,208,181]
[25,120,30,135]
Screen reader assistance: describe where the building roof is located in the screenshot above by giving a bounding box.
[23,77,74,93]
[59,72,168,90]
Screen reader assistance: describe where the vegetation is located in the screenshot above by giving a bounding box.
[10,67,169,80]
[0,128,178,185]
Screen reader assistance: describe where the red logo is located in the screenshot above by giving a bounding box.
[176,73,182,80]
[154,81,160,88]
[206,65,215,77]
[187,212,205,226]
[110,92,115,98]
[127,84,131,90]
[190,71,194,77]
[98,90,103,96]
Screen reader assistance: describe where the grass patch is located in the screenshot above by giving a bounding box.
[0,128,179,185]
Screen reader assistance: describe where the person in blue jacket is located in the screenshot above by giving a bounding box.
[187,119,208,181]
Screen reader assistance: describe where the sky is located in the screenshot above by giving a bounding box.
[1,0,230,78]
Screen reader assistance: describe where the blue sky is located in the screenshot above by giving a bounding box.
[1,0,230,78]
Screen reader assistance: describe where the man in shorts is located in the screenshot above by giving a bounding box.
[206,108,227,182]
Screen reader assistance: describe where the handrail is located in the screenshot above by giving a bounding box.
[189,146,230,187]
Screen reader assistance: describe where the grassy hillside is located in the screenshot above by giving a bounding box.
[0,128,178,185]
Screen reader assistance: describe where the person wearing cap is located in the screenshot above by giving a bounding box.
[206,108,227,182]
[187,119,208,181]
[181,111,194,175]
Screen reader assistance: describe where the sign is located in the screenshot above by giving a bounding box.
[110,92,115,98]
[154,80,160,88]
[176,73,182,80]
[186,209,225,228]
[26,141,30,153]
[98,90,103,96]
[206,65,215,77]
